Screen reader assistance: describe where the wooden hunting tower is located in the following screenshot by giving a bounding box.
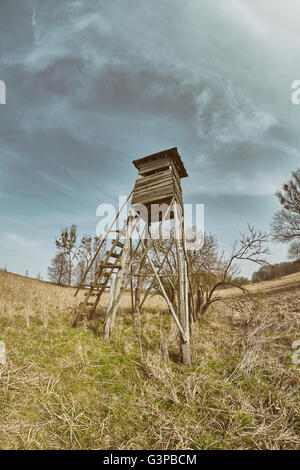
[132,147,188,220]
[73,147,192,366]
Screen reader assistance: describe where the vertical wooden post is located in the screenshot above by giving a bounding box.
[174,202,191,366]
[133,234,148,326]
[108,276,116,312]
[130,237,134,316]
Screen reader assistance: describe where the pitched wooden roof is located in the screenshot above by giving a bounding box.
[132,147,188,179]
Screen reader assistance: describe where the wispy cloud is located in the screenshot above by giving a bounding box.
[3,232,39,250]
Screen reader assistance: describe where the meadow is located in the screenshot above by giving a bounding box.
[0,270,299,449]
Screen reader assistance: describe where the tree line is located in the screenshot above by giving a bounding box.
[252,260,300,282]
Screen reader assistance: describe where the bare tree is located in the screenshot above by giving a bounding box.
[271,169,300,243]
[143,230,220,320]
[76,235,93,286]
[75,235,106,285]
[55,225,78,286]
[48,252,68,285]
[148,225,269,320]
[195,225,269,317]
[91,235,106,283]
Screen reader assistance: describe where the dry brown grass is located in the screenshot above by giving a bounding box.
[0,270,299,449]
[218,271,300,298]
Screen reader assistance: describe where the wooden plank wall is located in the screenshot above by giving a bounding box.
[136,156,171,176]
[132,167,183,208]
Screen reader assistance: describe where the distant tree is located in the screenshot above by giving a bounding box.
[55,225,78,286]
[252,258,300,282]
[271,169,300,243]
[75,235,106,286]
[48,253,68,285]
[251,264,270,282]
[232,276,250,286]
[288,240,300,261]
[76,235,93,286]
[91,235,106,282]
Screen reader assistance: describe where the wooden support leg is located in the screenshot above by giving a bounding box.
[174,202,191,366]
[133,236,148,326]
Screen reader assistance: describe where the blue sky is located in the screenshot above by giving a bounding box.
[0,0,300,279]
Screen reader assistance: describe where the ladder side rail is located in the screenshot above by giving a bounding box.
[74,189,133,296]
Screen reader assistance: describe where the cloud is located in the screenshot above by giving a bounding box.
[4,233,39,250]
[196,82,277,148]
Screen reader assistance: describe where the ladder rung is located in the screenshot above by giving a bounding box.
[109,252,120,259]
[90,284,110,293]
[101,263,121,269]
[117,243,124,249]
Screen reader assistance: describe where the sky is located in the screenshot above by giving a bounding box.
[0,0,300,280]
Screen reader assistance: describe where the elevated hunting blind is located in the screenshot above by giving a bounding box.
[132,147,187,218]
[73,147,193,365]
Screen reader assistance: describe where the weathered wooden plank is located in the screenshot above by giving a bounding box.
[134,179,173,193]
[133,181,174,198]
[108,252,121,259]
[137,158,171,175]
[134,178,173,193]
[132,190,175,206]
[173,175,183,200]
[134,183,175,197]
[134,173,173,190]
[171,161,181,186]
[134,169,173,187]
[101,263,121,269]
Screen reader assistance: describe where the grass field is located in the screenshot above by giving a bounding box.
[0,270,299,449]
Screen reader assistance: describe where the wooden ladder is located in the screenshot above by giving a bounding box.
[72,232,125,326]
